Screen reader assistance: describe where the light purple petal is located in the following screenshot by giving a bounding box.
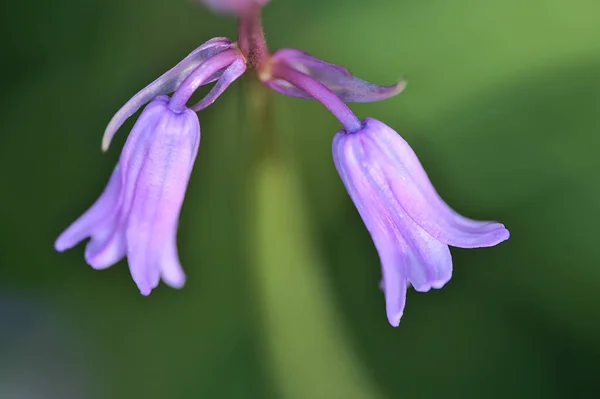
[333,119,509,325]
[84,228,126,270]
[334,130,453,291]
[125,107,199,295]
[191,56,247,111]
[84,98,170,268]
[102,37,232,151]
[159,238,186,289]
[56,95,198,294]
[379,245,408,327]
[266,48,405,102]
[54,165,122,253]
[358,118,510,248]
[333,133,409,326]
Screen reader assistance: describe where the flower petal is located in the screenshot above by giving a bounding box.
[335,130,453,291]
[102,37,232,150]
[359,118,510,248]
[333,133,409,326]
[54,165,122,253]
[125,107,199,295]
[84,228,127,270]
[159,238,186,289]
[401,220,452,292]
[267,49,405,102]
[379,244,408,327]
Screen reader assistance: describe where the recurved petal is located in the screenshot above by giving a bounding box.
[359,118,510,248]
[125,107,199,295]
[102,37,232,151]
[267,49,405,102]
[54,165,123,253]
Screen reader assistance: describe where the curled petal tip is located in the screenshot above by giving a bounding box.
[392,79,407,95]
[101,129,113,152]
[387,311,402,327]
[492,224,511,244]
[54,236,70,252]
[469,223,510,247]
[162,269,186,289]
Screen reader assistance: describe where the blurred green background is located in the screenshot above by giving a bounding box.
[1,0,600,398]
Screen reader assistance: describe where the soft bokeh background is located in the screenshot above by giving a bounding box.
[2,0,599,398]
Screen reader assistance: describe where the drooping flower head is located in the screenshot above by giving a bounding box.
[56,96,199,294]
[55,40,246,295]
[260,48,509,326]
[332,119,509,326]
[55,0,509,325]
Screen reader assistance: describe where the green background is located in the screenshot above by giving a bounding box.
[1,0,599,398]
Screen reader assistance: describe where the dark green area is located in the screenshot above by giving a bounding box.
[1,0,599,398]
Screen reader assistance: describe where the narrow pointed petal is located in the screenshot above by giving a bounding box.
[125,106,199,295]
[333,134,408,326]
[379,246,408,327]
[54,166,122,252]
[159,239,186,289]
[191,56,247,111]
[358,118,510,248]
[266,49,405,102]
[102,37,232,151]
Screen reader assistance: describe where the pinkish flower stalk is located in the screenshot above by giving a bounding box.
[56,0,509,326]
[199,0,270,15]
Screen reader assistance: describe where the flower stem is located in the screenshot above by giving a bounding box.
[237,5,269,71]
[270,62,363,133]
[241,77,384,399]
[168,49,239,111]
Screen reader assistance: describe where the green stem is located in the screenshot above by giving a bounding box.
[242,80,386,399]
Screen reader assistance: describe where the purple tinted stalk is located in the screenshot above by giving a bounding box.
[271,62,362,133]
[237,5,269,70]
[169,49,240,111]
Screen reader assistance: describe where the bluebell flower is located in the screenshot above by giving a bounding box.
[332,118,509,326]
[56,43,246,294]
[55,96,199,294]
[55,0,510,325]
